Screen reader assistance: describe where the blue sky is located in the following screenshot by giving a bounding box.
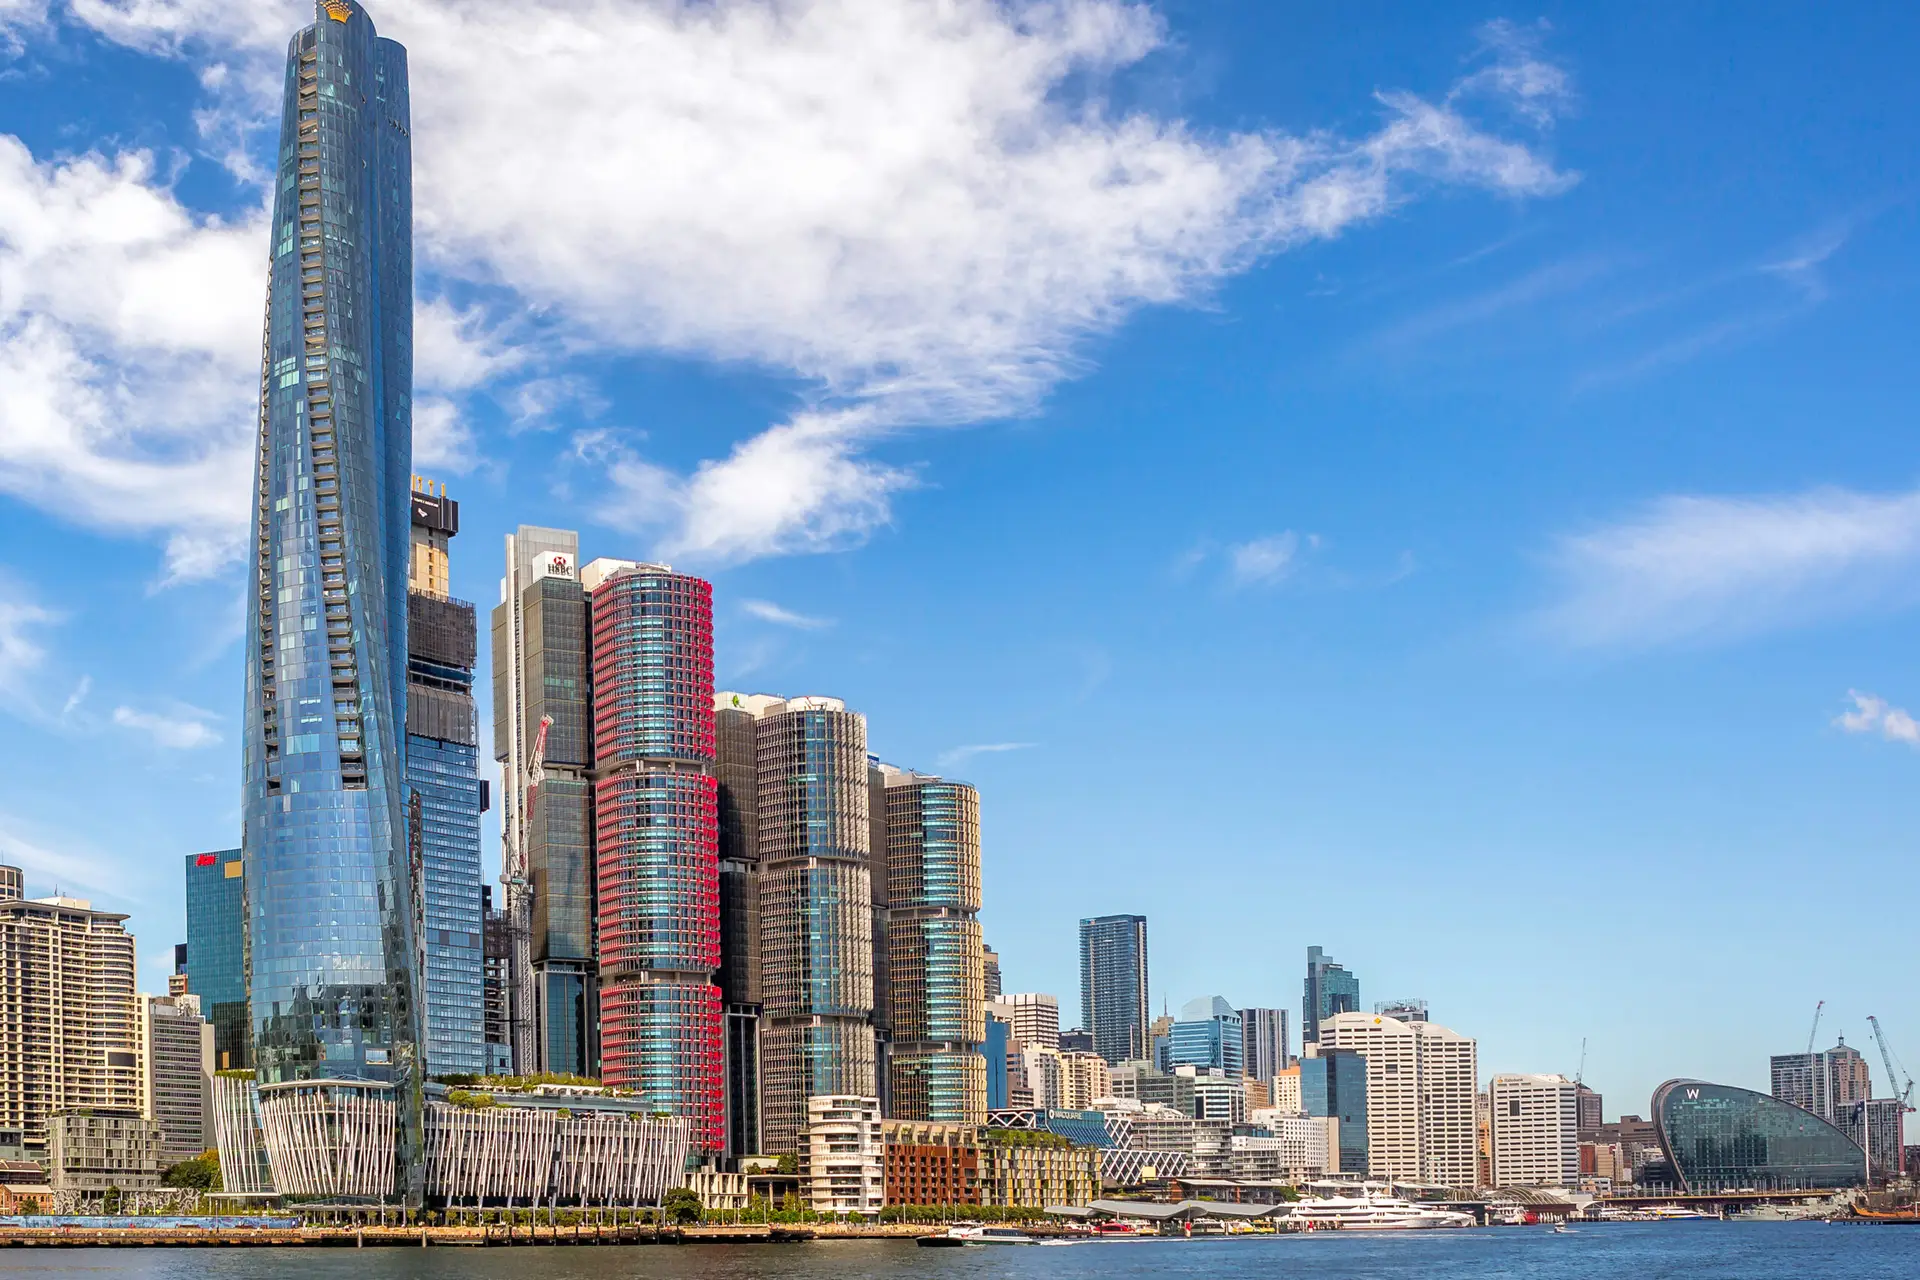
[2,0,1917,1119]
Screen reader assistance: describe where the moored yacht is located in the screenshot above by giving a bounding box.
[1286,1182,1476,1231]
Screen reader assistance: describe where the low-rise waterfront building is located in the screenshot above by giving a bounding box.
[1652,1079,1866,1192]
[978,1130,1100,1208]
[804,1095,884,1217]
[882,1119,981,1206]
[49,1111,163,1197]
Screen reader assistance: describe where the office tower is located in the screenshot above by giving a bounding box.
[1148,1013,1174,1071]
[878,767,986,1124]
[140,993,215,1167]
[1575,1084,1603,1136]
[1059,1028,1096,1054]
[1303,946,1359,1045]
[1772,1040,1872,1124]
[1271,1063,1303,1113]
[183,850,249,1071]
[1844,1098,1906,1185]
[1060,1052,1112,1110]
[0,874,140,1157]
[754,697,877,1154]
[170,945,189,997]
[987,993,1061,1051]
[981,943,1003,1001]
[1168,997,1244,1075]
[1298,1049,1367,1173]
[585,558,724,1151]
[984,1015,1011,1110]
[866,764,893,1114]
[492,526,595,1075]
[1079,914,1148,1064]
[1488,1073,1579,1188]
[1321,1012,1478,1187]
[405,478,485,1077]
[1375,998,1428,1023]
[1240,1007,1290,1083]
[479,887,513,1073]
[715,691,781,1158]
[243,0,420,1199]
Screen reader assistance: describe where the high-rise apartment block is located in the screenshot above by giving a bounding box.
[981,943,1003,1001]
[1079,914,1148,1064]
[753,697,879,1154]
[1321,1012,1478,1187]
[493,526,595,1077]
[140,993,215,1167]
[183,850,248,1070]
[584,558,723,1151]
[987,993,1061,1051]
[1771,1041,1871,1125]
[479,887,513,1073]
[876,767,985,1124]
[243,0,421,1199]
[0,875,141,1157]
[406,479,485,1077]
[1303,946,1359,1045]
[1488,1073,1579,1188]
[1575,1083,1603,1136]
[1240,1007,1290,1084]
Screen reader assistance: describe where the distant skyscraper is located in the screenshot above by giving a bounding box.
[987,993,1061,1051]
[584,558,723,1151]
[753,697,877,1154]
[140,993,214,1168]
[1575,1083,1603,1136]
[877,767,986,1124]
[1303,946,1360,1045]
[0,873,141,1159]
[1299,1048,1368,1174]
[243,0,420,1199]
[1488,1073,1579,1188]
[715,691,781,1158]
[479,887,512,1073]
[1322,1012,1478,1186]
[183,850,248,1071]
[1168,997,1243,1076]
[405,478,484,1078]
[1059,1028,1096,1055]
[1079,914,1149,1064]
[492,526,595,1076]
[1772,1040,1872,1124]
[981,943,1003,1001]
[984,1015,1010,1111]
[1240,1007,1290,1083]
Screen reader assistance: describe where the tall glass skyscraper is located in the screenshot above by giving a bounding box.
[877,768,985,1124]
[1303,944,1360,1045]
[406,480,484,1077]
[183,850,249,1071]
[242,0,418,1200]
[586,560,724,1152]
[1079,914,1149,1064]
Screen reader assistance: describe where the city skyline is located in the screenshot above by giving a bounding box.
[2,0,1918,1129]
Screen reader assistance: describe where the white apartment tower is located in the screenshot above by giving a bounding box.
[803,1095,884,1217]
[1321,1012,1479,1187]
[987,993,1061,1051]
[1488,1073,1579,1188]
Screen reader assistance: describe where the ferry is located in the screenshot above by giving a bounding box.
[923,1225,1037,1245]
[1286,1184,1476,1231]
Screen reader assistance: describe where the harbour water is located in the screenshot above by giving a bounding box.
[3,1224,1914,1280]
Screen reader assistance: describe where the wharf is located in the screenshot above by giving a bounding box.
[0,1223,831,1248]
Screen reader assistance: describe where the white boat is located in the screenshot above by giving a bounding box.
[1286,1184,1476,1231]
[1646,1205,1710,1220]
[943,1225,1037,1245]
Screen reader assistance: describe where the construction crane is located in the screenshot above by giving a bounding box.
[1867,1016,1915,1109]
[1575,1037,1588,1088]
[1807,1000,1825,1057]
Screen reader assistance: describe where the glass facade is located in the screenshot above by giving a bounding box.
[1300,1048,1368,1174]
[1653,1079,1866,1191]
[407,734,483,1076]
[984,1017,1010,1111]
[1079,914,1148,1064]
[1167,998,1244,1076]
[756,701,876,1154]
[184,850,249,1071]
[1303,945,1359,1045]
[244,0,416,1102]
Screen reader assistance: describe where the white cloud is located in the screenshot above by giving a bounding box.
[1230,532,1307,586]
[0,820,124,898]
[112,703,222,749]
[1536,486,1920,648]
[411,397,477,476]
[937,741,1038,768]
[0,591,55,709]
[0,138,261,581]
[38,1,1576,567]
[1835,691,1920,746]
[740,599,832,630]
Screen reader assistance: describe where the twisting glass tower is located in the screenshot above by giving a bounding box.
[586,561,724,1152]
[242,0,420,1202]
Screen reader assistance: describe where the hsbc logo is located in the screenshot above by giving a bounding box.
[540,553,575,580]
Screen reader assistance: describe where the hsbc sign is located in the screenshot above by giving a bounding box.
[539,552,575,580]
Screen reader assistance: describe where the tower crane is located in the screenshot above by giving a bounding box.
[1806,999,1825,1058]
[1867,1016,1914,1109]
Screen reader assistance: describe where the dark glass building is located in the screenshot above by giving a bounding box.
[1300,1047,1368,1174]
[242,0,419,1199]
[183,850,248,1071]
[715,692,777,1159]
[1079,914,1149,1064]
[405,481,484,1077]
[1303,945,1359,1045]
[1653,1079,1867,1191]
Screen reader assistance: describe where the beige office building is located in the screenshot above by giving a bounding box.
[1321,1012,1479,1187]
[1488,1073,1579,1188]
[0,872,141,1156]
[985,993,1060,1051]
[140,993,215,1167]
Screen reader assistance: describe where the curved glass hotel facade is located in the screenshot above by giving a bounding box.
[242,0,419,1198]
[1652,1079,1867,1191]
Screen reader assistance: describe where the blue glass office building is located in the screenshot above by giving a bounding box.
[1079,914,1149,1064]
[242,0,419,1198]
[1303,945,1359,1045]
[1167,996,1244,1075]
[184,850,249,1071]
[1301,1048,1368,1174]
